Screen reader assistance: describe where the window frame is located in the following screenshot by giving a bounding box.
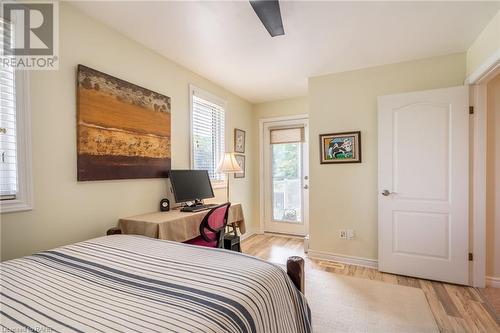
[0,70,33,213]
[189,84,227,189]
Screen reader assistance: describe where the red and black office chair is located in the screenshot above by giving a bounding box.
[183,202,231,248]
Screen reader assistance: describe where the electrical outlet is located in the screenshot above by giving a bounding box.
[339,229,347,239]
[347,229,355,240]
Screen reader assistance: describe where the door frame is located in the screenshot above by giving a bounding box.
[465,51,500,288]
[259,114,309,234]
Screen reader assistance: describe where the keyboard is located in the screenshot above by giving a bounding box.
[180,204,218,213]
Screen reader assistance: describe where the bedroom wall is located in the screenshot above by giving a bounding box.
[308,53,466,261]
[253,97,308,119]
[0,3,257,260]
[486,73,500,280]
[466,9,500,77]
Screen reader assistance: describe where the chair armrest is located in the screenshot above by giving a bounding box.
[287,256,305,293]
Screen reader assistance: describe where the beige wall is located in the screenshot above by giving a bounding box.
[466,10,500,77]
[308,53,466,260]
[253,97,308,119]
[0,3,256,261]
[486,73,500,279]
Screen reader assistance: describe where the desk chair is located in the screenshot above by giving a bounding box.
[184,202,231,248]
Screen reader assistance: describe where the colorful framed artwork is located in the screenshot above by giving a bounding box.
[319,131,361,164]
[77,65,171,181]
[234,154,245,178]
[234,128,246,153]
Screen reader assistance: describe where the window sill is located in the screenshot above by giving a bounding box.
[0,200,33,214]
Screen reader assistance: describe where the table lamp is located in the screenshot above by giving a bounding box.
[216,152,243,201]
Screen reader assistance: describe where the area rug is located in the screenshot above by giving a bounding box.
[305,269,439,333]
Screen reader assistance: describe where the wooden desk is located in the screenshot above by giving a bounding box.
[118,203,245,242]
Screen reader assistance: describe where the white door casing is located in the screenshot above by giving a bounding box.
[378,86,469,285]
[263,118,309,236]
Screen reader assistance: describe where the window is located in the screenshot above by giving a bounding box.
[0,19,33,213]
[190,85,226,183]
[0,58,17,199]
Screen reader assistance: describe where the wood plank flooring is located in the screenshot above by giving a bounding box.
[241,234,500,333]
[479,287,500,322]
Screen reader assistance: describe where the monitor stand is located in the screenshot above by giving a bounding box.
[180,199,217,213]
[184,199,203,207]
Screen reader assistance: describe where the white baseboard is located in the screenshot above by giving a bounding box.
[486,276,500,288]
[263,231,305,239]
[308,249,378,269]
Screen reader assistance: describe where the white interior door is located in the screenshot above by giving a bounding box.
[263,118,309,236]
[378,86,469,285]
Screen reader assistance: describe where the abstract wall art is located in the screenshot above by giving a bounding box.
[77,65,171,181]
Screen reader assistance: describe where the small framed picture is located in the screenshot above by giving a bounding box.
[234,154,245,178]
[234,128,246,153]
[319,131,362,164]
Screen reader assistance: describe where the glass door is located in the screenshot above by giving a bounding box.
[272,142,302,223]
[263,119,308,235]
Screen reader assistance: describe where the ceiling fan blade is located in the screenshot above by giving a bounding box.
[249,0,284,37]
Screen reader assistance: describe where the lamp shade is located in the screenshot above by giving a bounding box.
[216,152,243,173]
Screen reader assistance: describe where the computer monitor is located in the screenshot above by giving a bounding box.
[169,170,215,203]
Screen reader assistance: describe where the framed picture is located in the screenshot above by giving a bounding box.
[77,65,171,180]
[234,128,246,153]
[234,154,245,178]
[319,131,362,164]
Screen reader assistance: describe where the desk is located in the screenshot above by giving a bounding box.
[118,203,245,242]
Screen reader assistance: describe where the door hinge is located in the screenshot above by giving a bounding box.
[469,106,474,115]
[469,253,473,261]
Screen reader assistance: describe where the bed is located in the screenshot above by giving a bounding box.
[0,234,311,333]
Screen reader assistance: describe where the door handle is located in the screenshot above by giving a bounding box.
[381,190,396,196]
[303,185,309,190]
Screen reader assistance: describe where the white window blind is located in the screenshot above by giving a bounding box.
[191,93,225,181]
[270,127,305,144]
[0,19,18,200]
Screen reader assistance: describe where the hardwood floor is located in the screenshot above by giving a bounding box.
[241,234,500,333]
[479,287,500,320]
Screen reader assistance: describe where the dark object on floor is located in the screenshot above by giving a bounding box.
[223,234,241,252]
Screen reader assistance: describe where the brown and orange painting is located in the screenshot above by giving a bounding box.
[77,65,171,181]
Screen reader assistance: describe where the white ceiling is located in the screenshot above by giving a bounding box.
[72,1,499,103]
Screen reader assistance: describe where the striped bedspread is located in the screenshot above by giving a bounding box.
[0,235,311,333]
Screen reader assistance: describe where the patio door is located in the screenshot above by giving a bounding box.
[263,118,309,236]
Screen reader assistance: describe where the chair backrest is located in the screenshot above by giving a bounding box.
[200,202,231,247]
